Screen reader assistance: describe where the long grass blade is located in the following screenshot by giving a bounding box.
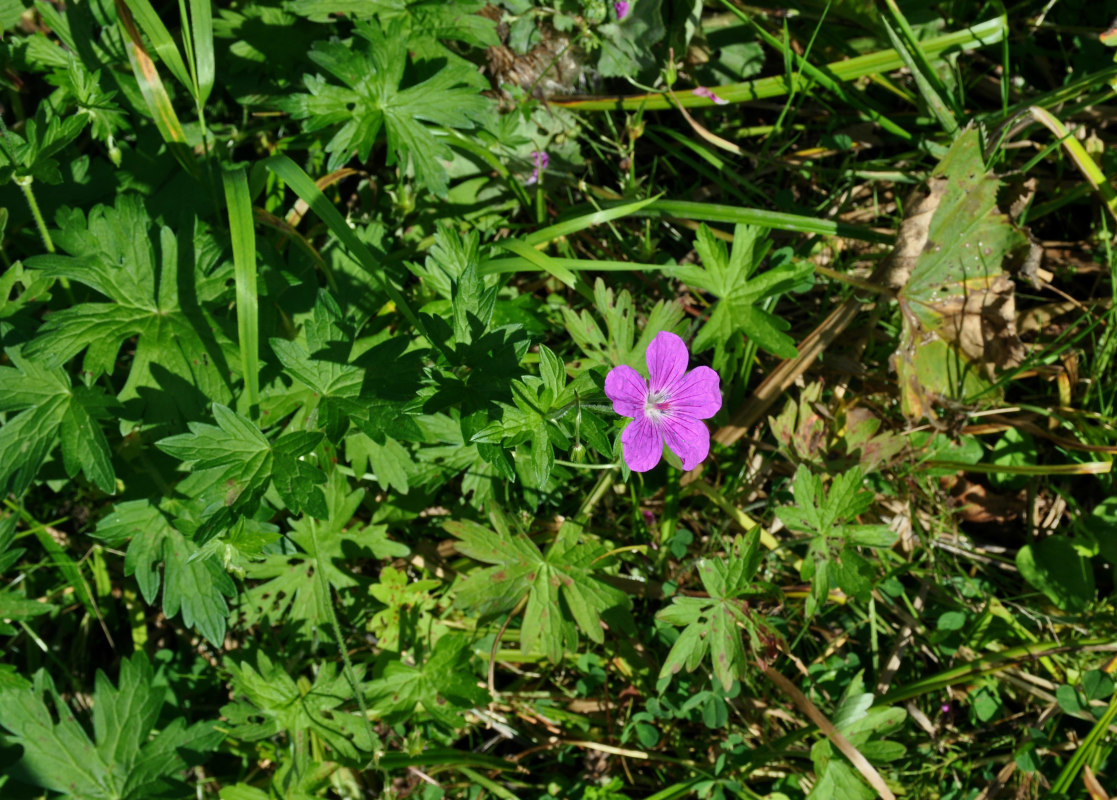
[644,199,893,243]
[555,17,1006,111]
[187,0,214,104]
[522,196,659,246]
[1024,106,1117,225]
[120,0,192,93]
[114,0,196,177]
[1050,691,1117,794]
[222,168,259,413]
[878,638,1115,705]
[878,12,958,134]
[263,155,422,331]
[556,18,1005,111]
[498,239,577,287]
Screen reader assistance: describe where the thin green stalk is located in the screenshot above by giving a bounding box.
[308,519,380,770]
[923,460,1111,476]
[642,199,894,243]
[14,176,53,254]
[0,116,53,253]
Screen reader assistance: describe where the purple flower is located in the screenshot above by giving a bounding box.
[692,86,729,106]
[605,332,721,472]
[527,150,549,185]
[615,1,630,19]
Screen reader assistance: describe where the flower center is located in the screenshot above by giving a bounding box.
[644,390,671,422]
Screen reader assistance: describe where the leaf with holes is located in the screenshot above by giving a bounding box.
[891,125,1032,418]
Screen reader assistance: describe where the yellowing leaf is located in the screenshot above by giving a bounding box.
[891,126,1031,418]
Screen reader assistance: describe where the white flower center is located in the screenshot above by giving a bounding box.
[644,390,670,423]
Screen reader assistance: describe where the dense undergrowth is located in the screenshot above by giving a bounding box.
[1,0,1117,798]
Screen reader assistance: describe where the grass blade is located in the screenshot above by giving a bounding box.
[555,17,1006,111]
[187,0,214,104]
[878,638,1114,705]
[1050,691,1117,794]
[263,155,422,332]
[522,196,659,247]
[644,199,893,243]
[221,167,259,413]
[1024,106,1117,225]
[120,0,191,93]
[498,239,577,288]
[879,11,958,134]
[114,0,196,177]
[480,257,668,275]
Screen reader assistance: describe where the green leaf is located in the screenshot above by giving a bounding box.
[46,57,128,143]
[596,0,665,77]
[367,633,490,730]
[894,126,1030,417]
[1084,497,1117,566]
[1016,536,1096,612]
[0,348,116,496]
[279,18,490,195]
[677,224,811,369]
[269,291,365,434]
[538,344,566,401]
[449,519,630,662]
[0,652,222,799]
[833,547,874,604]
[241,473,401,639]
[23,196,236,430]
[656,531,776,691]
[0,102,88,185]
[356,432,412,494]
[808,760,875,800]
[157,404,326,541]
[288,0,499,49]
[368,565,440,652]
[562,278,686,372]
[94,500,236,645]
[776,467,890,618]
[224,651,376,761]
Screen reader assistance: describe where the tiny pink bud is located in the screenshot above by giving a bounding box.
[692,86,729,106]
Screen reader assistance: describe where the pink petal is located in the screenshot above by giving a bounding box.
[605,364,647,419]
[692,86,729,106]
[646,331,689,395]
[670,365,721,420]
[621,415,664,472]
[662,414,711,471]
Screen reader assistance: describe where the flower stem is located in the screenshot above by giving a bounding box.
[554,459,618,469]
[15,175,53,254]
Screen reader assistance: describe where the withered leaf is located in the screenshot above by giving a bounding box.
[890,126,1031,419]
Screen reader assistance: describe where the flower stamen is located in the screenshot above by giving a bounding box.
[644,390,670,423]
